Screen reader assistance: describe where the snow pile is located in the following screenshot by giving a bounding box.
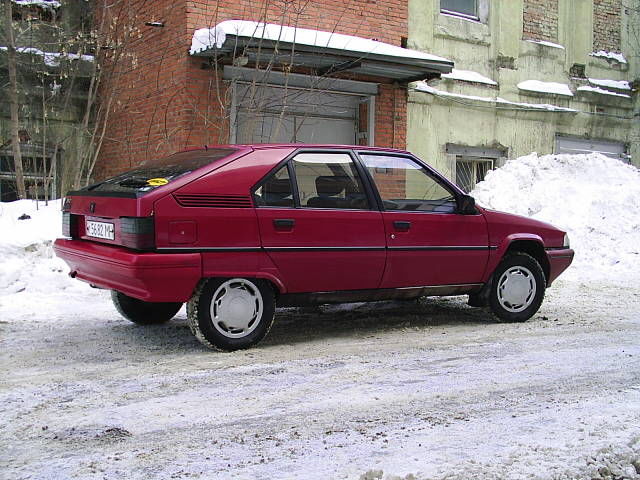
[471,153,640,281]
[190,20,451,63]
[0,200,86,296]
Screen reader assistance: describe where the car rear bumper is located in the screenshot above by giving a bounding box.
[54,238,201,302]
[546,248,574,286]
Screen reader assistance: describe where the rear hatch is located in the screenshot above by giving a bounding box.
[63,147,245,250]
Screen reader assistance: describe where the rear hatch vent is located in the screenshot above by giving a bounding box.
[173,194,252,208]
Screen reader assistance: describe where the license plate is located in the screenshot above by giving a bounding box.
[86,220,115,240]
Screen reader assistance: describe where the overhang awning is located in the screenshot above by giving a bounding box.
[190,20,453,82]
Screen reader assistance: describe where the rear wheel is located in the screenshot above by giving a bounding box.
[111,291,182,325]
[489,253,546,322]
[187,278,276,351]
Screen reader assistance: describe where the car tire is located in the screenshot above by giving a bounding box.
[489,252,546,322]
[187,277,276,351]
[111,290,183,325]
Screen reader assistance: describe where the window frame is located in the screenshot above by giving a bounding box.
[354,150,465,214]
[440,0,479,21]
[251,148,379,212]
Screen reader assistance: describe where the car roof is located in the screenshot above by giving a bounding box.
[185,144,412,155]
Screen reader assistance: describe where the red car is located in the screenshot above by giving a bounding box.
[54,145,574,351]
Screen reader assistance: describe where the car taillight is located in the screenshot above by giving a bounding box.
[120,216,155,250]
[62,212,78,238]
[62,197,72,212]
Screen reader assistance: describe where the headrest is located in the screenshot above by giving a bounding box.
[315,176,345,196]
[264,178,291,199]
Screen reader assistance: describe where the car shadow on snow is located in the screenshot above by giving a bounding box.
[104,296,499,354]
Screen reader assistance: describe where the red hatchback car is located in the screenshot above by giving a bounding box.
[54,145,574,351]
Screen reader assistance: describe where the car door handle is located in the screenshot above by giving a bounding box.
[273,218,295,228]
[393,221,411,231]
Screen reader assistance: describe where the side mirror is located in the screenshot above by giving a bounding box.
[458,194,477,215]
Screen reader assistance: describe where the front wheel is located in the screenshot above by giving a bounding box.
[489,253,546,322]
[111,291,183,325]
[187,278,275,351]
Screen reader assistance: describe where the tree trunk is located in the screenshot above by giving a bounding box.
[4,0,27,200]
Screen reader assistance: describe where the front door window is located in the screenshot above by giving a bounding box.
[360,154,456,213]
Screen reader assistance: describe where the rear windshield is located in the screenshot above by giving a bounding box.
[84,148,237,195]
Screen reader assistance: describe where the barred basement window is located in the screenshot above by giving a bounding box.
[455,157,493,193]
[441,0,478,20]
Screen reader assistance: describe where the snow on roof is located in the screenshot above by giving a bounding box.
[12,0,60,9]
[577,85,631,99]
[413,82,577,112]
[0,46,94,67]
[525,39,565,49]
[190,20,451,63]
[588,78,631,91]
[590,50,628,64]
[441,69,497,86]
[517,80,573,97]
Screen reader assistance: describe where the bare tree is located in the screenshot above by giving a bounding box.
[3,0,26,199]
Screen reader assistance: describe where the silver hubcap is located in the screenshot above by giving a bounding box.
[497,266,537,313]
[211,279,263,338]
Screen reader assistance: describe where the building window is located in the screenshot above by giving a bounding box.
[441,0,478,20]
[455,157,493,193]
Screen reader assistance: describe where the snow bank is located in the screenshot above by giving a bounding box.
[0,200,87,296]
[190,20,451,63]
[471,153,640,281]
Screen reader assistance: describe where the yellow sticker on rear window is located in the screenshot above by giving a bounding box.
[147,178,169,186]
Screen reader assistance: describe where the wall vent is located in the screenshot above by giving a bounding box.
[174,194,252,208]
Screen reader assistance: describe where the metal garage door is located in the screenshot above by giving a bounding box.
[235,84,359,144]
[555,136,628,162]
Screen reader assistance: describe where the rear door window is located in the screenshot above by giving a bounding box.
[292,153,370,210]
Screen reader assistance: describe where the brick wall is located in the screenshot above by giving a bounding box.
[593,0,622,52]
[96,0,409,179]
[522,0,558,42]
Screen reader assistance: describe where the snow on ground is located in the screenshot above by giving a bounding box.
[1,153,640,480]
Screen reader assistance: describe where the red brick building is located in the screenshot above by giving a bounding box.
[96,0,452,179]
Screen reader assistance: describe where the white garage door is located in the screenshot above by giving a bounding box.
[235,84,359,144]
[555,136,628,161]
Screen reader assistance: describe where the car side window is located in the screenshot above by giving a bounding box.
[254,164,294,207]
[360,154,457,213]
[292,153,370,210]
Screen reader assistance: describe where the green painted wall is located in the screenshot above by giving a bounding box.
[407,0,637,182]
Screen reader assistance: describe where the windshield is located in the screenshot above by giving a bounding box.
[85,148,237,194]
